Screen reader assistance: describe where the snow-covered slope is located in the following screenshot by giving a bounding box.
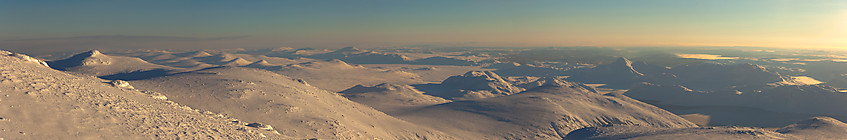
[397,79,698,139]
[0,50,279,139]
[776,116,847,139]
[221,57,252,66]
[129,66,453,139]
[47,50,178,79]
[341,83,451,113]
[271,59,423,91]
[417,71,524,100]
[244,59,276,69]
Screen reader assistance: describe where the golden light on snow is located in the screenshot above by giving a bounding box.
[675,54,739,60]
[790,76,824,85]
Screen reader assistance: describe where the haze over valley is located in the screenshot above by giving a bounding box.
[3,46,847,139]
[3,0,847,139]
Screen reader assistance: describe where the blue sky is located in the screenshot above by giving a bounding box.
[2,0,846,52]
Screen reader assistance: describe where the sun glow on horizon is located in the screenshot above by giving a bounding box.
[2,0,847,50]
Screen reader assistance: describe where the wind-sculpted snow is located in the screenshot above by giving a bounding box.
[0,50,280,139]
[1,50,50,67]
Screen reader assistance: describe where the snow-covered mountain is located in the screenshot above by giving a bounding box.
[129,66,453,139]
[47,50,177,79]
[271,59,424,91]
[341,83,451,113]
[422,71,525,99]
[0,50,279,139]
[396,78,697,139]
[13,48,847,139]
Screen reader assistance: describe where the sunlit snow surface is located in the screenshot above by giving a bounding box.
[676,54,739,60]
[790,76,824,85]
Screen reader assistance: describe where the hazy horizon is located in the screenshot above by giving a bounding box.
[3,0,846,53]
[4,1,847,137]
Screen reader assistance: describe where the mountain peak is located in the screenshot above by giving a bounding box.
[245,59,274,68]
[222,57,251,66]
[342,83,417,94]
[535,78,598,93]
[271,47,294,52]
[212,53,235,59]
[253,59,270,65]
[87,50,103,57]
[438,71,524,99]
[71,49,105,58]
[776,116,847,139]
[185,51,212,57]
[778,117,847,132]
[463,70,496,77]
[328,59,353,67]
[332,46,364,53]
[48,50,113,69]
[338,46,360,51]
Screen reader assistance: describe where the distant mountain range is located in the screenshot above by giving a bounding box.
[6,47,847,139]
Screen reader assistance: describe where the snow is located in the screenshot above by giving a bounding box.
[0,50,279,139]
[676,54,739,60]
[8,48,847,139]
[789,76,824,85]
[129,66,453,139]
[340,83,450,113]
[396,78,697,139]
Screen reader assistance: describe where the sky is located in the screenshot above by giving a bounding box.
[1,0,846,53]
